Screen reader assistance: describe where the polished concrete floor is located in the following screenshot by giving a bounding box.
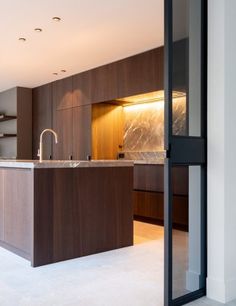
[187,298,236,306]
[0,221,164,306]
[0,221,233,306]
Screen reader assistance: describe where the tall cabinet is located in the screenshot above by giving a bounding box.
[52,76,91,160]
[32,45,166,160]
[32,84,52,160]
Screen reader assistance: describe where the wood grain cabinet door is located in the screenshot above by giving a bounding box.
[72,71,92,107]
[90,63,119,103]
[134,165,164,192]
[53,108,73,160]
[32,84,52,160]
[53,77,73,110]
[3,169,33,255]
[117,48,164,98]
[72,105,92,160]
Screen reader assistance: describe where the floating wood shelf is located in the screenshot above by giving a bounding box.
[0,134,17,138]
[0,115,17,123]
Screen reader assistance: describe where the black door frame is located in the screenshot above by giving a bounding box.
[164,0,208,305]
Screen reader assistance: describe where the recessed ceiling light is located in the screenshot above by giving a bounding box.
[61,69,66,73]
[34,28,42,32]
[52,17,61,22]
[18,37,26,42]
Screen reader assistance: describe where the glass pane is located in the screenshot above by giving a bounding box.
[172,0,202,137]
[172,165,204,299]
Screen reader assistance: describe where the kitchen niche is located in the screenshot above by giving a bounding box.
[91,90,187,161]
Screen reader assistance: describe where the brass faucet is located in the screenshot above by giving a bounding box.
[38,129,58,162]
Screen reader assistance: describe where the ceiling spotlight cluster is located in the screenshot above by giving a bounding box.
[34,28,42,33]
[52,17,61,22]
[18,37,26,42]
[53,70,67,76]
[18,16,62,42]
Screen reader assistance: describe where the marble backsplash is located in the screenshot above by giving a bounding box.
[123,96,186,152]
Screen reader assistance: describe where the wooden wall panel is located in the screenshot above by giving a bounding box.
[52,169,79,262]
[53,108,73,160]
[33,169,53,266]
[33,167,133,266]
[53,77,73,110]
[117,47,164,99]
[92,103,124,160]
[72,47,164,107]
[90,63,119,103]
[72,71,92,107]
[75,167,133,255]
[133,190,164,221]
[73,105,92,160]
[133,190,188,230]
[33,46,166,158]
[3,169,33,255]
[134,164,164,192]
[134,164,188,195]
[32,84,52,160]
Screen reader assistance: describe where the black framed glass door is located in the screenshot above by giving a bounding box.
[164,0,207,305]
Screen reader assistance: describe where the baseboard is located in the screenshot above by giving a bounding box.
[186,270,205,291]
[207,277,236,303]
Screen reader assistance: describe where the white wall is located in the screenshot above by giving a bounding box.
[208,0,236,303]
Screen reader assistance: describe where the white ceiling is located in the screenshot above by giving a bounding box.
[0,0,164,92]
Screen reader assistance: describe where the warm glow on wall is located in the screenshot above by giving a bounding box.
[117,90,185,106]
[123,91,186,112]
[122,94,187,152]
[124,101,164,112]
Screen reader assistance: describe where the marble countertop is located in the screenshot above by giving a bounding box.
[119,151,165,165]
[133,158,165,165]
[0,160,134,169]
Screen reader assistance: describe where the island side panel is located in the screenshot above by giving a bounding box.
[33,166,133,266]
[75,167,133,257]
[33,169,54,267]
[53,168,82,262]
[0,168,33,260]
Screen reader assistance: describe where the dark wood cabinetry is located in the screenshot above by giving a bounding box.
[53,108,73,160]
[134,164,164,192]
[3,169,33,256]
[133,165,189,229]
[91,63,119,103]
[134,191,164,221]
[117,47,164,98]
[134,164,188,195]
[53,105,91,160]
[53,77,73,110]
[32,84,52,159]
[72,71,92,106]
[33,46,165,159]
[0,165,133,267]
[73,105,92,160]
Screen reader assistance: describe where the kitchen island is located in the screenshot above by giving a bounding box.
[0,160,133,267]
